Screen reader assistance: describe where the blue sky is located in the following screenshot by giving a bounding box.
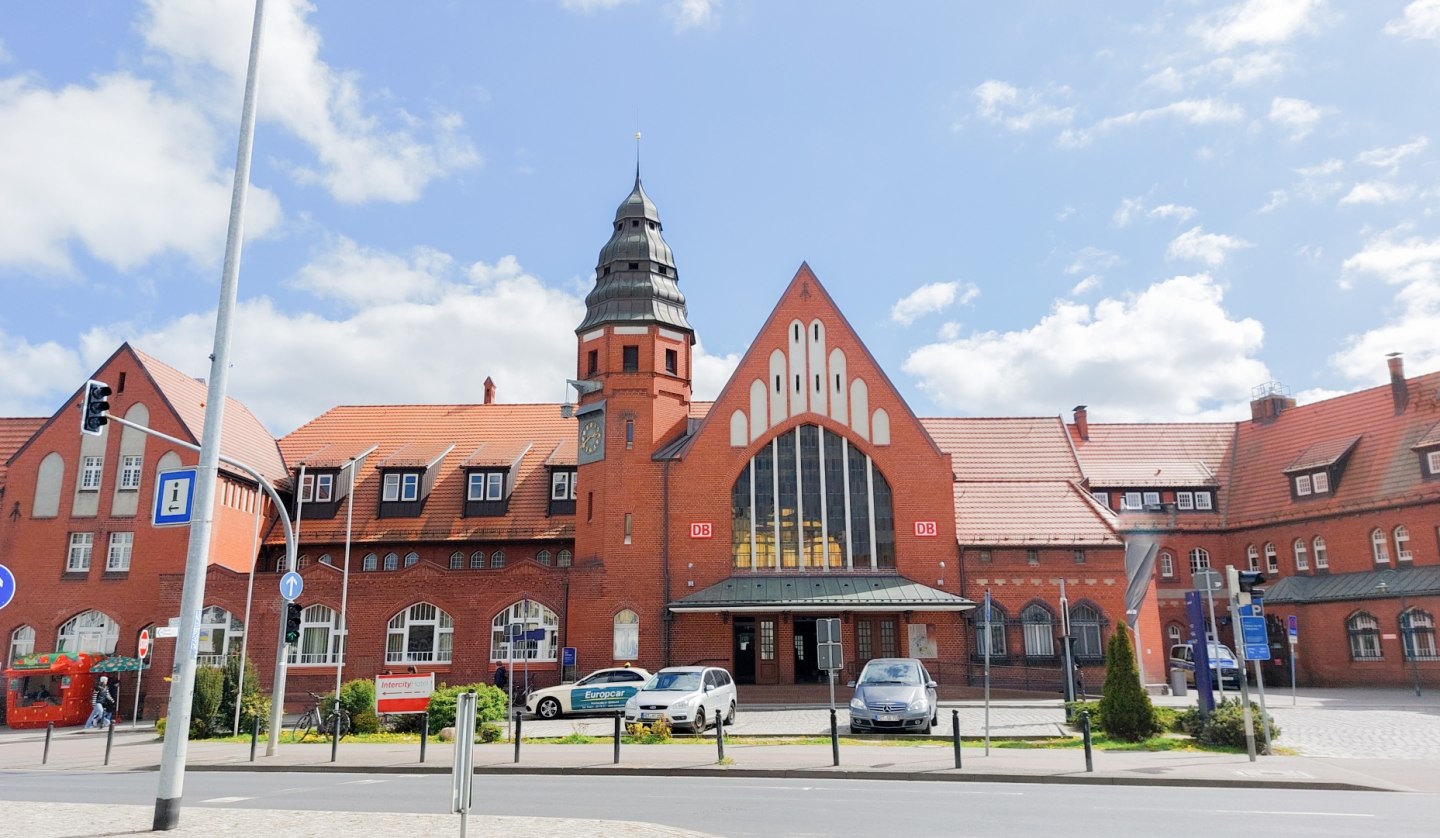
[3,0,1439,435]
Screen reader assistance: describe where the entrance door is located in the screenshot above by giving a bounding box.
[732,619,756,684]
[793,617,820,683]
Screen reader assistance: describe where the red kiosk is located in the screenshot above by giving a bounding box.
[4,651,104,728]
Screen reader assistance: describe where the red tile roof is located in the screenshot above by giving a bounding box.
[1282,435,1360,473]
[1073,423,1233,488]
[293,441,380,469]
[921,417,1082,481]
[380,441,456,469]
[277,404,576,544]
[545,438,577,467]
[953,481,1121,546]
[0,417,44,487]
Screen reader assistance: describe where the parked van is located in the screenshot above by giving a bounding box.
[1169,642,1243,690]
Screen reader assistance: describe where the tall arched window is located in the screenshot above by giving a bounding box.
[449,551,464,570]
[1070,603,1105,659]
[557,549,572,567]
[731,424,894,570]
[1402,608,1437,661]
[383,552,399,571]
[1021,603,1054,657]
[1189,548,1210,577]
[1166,623,1183,646]
[57,610,119,654]
[1293,538,1309,571]
[1347,612,1381,660]
[1158,552,1174,578]
[470,550,485,569]
[197,605,244,666]
[1246,544,1259,572]
[387,603,453,664]
[1372,529,1390,564]
[1264,542,1278,573]
[287,604,341,665]
[404,551,419,567]
[1395,526,1412,562]
[9,625,35,666]
[975,604,1007,658]
[1313,536,1328,569]
[362,553,377,572]
[613,609,639,660]
[491,550,506,569]
[490,601,558,661]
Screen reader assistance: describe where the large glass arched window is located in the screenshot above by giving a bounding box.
[1246,544,1259,571]
[1189,548,1210,577]
[9,625,35,666]
[974,604,1007,657]
[287,604,341,665]
[613,609,639,660]
[387,603,453,664]
[1293,538,1308,571]
[1348,612,1381,659]
[197,605,244,666]
[1402,608,1437,661]
[57,610,118,654]
[1371,529,1390,564]
[1070,604,1105,660]
[731,424,894,570]
[1395,526,1412,562]
[1263,542,1278,573]
[490,601,559,661]
[1313,536,1329,569]
[1021,603,1054,657]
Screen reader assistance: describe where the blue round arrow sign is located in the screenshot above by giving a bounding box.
[280,571,304,602]
[0,563,15,610]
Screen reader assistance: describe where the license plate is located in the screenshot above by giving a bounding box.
[641,712,663,720]
[877,713,898,722]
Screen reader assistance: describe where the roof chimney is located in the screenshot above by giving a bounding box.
[1249,381,1295,423]
[1388,353,1408,414]
[483,376,496,405]
[1073,405,1089,442]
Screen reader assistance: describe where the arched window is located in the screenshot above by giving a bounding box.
[1395,526,1412,562]
[287,604,341,665]
[1264,542,1278,573]
[1401,608,1437,661]
[1166,623,1183,646]
[1189,548,1210,577]
[197,605,244,666]
[1372,529,1390,565]
[731,424,895,570]
[362,553,377,572]
[975,604,1007,658]
[470,550,486,569]
[9,625,35,666]
[318,554,333,566]
[383,552,399,571]
[296,554,311,570]
[1070,603,1105,660]
[489,601,559,661]
[57,610,119,654]
[558,549,572,568]
[449,551,464,570]
[1347,612,1381,660]
[1293,538,1309,571]
[1021,603,1055,657]
[537,550,552,567]
[1158,552,1174,578]
[613,609,639,660]
[1313,536,1328,569]
[491,550,506,569]
[1246,544,1259,572]
[387,603,453,664]
[404,551,419,567]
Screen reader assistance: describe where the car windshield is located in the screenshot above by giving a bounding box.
[858,663,921,686]
[1207,646,1237,663]
[646,671,702,691]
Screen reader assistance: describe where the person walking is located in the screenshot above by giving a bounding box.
[105,676,120,726]
[84,677,109,729]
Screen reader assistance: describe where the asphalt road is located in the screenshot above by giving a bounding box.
[3,770,1438,837]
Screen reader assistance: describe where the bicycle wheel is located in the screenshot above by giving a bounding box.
[334,709,351,740]
[292,711,314,742]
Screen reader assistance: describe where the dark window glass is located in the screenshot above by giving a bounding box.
[872,470,894,568]
[753,443,775,569]
[732,462,752,569]
[776,432,798,568]
[848,445,872,568]
[799,426,824,568]
[622,345,639,372]
[665,348,677,374]
[587,350,598,376]
[824,433,847,567]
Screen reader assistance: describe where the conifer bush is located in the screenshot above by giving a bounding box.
[1097,621,1159,742]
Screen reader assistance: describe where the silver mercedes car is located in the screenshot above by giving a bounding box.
[847,658,939,734]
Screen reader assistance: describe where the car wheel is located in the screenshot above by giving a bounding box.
[921,717,933,735]
[725,701,736,725]
[693,706,706,733]
[536,697,561,720]
[848,726,860,735]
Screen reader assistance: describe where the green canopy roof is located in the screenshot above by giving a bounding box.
[670,575,975,613]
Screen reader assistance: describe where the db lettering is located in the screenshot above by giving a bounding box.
[913,521,938,537]
[690,522,713,539]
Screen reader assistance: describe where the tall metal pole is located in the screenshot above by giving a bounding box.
[153,1,265,828]
[1225,566,1257,762]
[983,588,991,756]
[267,464,305,754]
[1060,579,1075,714]
[233,494,262,735]
[1203,576,1225,702]
[1401,591,1422,698]
[332,450,374,719]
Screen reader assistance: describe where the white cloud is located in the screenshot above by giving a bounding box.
[561,0,631,10]
[1341,232,1440,286]
[902,274,1268,420]
[1268,96,1322,139]
[142,0,479,204]
[0,73,282,273]
[1331,232,1440,382]
[1065,247,1121,276]
[1150,203,1199,222]
[1356,136,1429,171]
[1385,0,1440,40]
[971,80,1074,132]
[288,236,453,306]
[1058,98,1243,147]
[1166,226,1252,267]
[890,281,979,326]
[691,339,739,401]
[1338,181,1416,206]
[1113,197,1145,227]
[1117,197,1199,226]
[0,329,87,415]
[1192,0,1325,52]
[668,0,721,30]
[1070,275,1102,295]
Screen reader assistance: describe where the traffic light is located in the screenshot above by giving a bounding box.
[284,601,303,644]
[80,379,112,436]
[1237,570,1267,592]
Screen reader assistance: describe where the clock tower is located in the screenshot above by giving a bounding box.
[569,169,694,667]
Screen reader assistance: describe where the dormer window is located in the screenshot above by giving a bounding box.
[1123,492,1141,510]
[1285,435,1358,500]
[549,468,578,516]
[1429,450,1440,476]
[468,472,504,502]
[383,472,420,502]
[300,472,334,503]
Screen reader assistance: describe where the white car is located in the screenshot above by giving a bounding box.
[524,667,652,720]
[624,666,737,733]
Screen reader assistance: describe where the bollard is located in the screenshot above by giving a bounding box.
[104,717,116,766]
[715,709,725,762]
[613,711,622,765]
[330,699,340,764]
[43,722,53,765]
[420,713,429,764]
[1080,709,1094,773]
[513,710,523,764]
[829,708,839,767]
[952,709,962,769]
[250,715,259,762]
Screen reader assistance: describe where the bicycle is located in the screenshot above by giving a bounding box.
[292,691,351,742]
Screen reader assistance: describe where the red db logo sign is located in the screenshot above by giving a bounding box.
[913,521,938,537]
[690,522,713,539]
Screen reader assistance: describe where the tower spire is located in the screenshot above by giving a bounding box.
[635,130,642,182]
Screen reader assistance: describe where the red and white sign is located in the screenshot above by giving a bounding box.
[690,522,713,539]
[375,672,435,714]
[137,629,151,660]
[913,521,938,537]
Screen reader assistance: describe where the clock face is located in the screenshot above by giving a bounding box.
[580,418,602,454]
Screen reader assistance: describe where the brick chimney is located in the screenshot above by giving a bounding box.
[1249,381,1295,423]
[1388,353,1408,414]
[1073,405,1089,442]
[483,376,496,405]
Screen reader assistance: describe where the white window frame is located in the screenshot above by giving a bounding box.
[1293,538,1308,571]
[118,455,143,491]
[106,531,133,572]
[469,471,504,502]
[1189,547,1210,575]
[314,473,333,503]
[1123,491,1142,510]
[383,473,421,502]
[1194,491,1213,511]
[1265,543,1278,573]
[1372,529,1390,564]
[1091,491,1108,507]
[1294,474,1312,496]
[9,625,36,666]
[1314,536,1329,569]
[486,472,502,501]
[362,552,377,571]
[490,601,560,662]
[383,552,399,571]
[67,532,93,572]
[1167,624,1182,645]
[197,605,243,666]
[1312,471,1330,493]
[80,456,103,491]
[1176,492,1194,510]
[1142,491,1160,507]
[287,604,341,665]
[386,603,454,665]
[613,609,640,660]
[57,610,119,654]
[1247,544,1259,572]
[551,471,573,501]
[1159,552,1174,578]
[1395,525,1412,562]
[1021,605,1055,657]
[1429,450,1440,474]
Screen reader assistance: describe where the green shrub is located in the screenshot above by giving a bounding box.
[215,656,268,737]
[336,679,378,734]
[155,716,166,738]
[1067,699,1102,728]
[1097,622,1159,742]
[1187,698,1280,749]
[625,718,673,743]
[477,723,501,743]
[190,666,225,738]
[427,684,508,731]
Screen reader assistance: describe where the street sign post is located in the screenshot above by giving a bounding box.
[0,563,15,610]
[1287,614,1298,706]
[816,618,843,712]
[138,629,152,660]
[1240,615,1270,661]
[279,571,304,602]
[152,468,198,527]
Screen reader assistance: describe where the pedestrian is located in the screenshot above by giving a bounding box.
[105,676,120,725]
[84,677,109,729]
[493,663,508,693]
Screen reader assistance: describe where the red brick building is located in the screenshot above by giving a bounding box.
[3,174,1436,720]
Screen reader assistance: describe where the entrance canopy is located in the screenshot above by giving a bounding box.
[669,574,975,613]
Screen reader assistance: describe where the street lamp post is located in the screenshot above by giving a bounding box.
[1376,574,1423,698]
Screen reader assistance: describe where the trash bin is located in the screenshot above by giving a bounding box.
[1169,668,1188,697]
